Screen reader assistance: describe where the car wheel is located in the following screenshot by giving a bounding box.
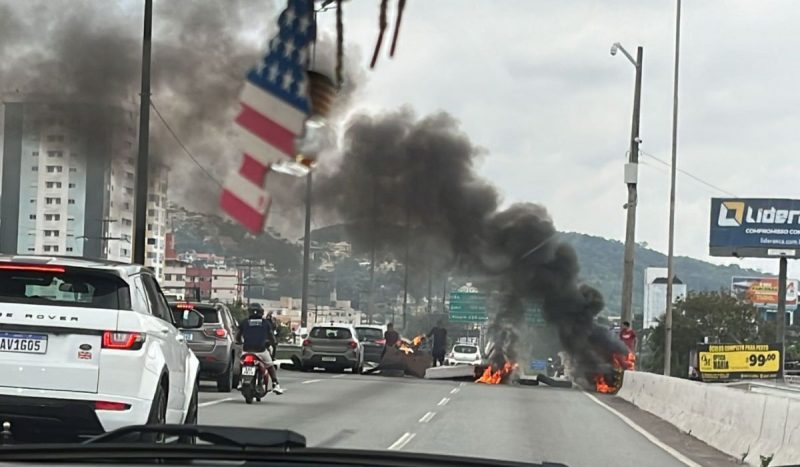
[143,382,167,443]
[217,359,233,393]
[179,379,199,444]
[301,362,312,372]
[232,355,241,387]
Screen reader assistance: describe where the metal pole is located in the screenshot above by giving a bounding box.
[427,261,433,313]
[441,276,447,314]
[621,46,643,326]
[777,256,788,380]
[300,171,312,328]
[367,243,376,325]
[664,0,682,376]
[132,0,152,265]
[246,260,252,306]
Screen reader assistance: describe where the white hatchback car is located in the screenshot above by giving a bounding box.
[0,256,201,441]
[446,344,483,365]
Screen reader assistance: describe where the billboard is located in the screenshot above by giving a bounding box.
[731,276,798,308]
[694,343,782,382]
[710,198,800,258]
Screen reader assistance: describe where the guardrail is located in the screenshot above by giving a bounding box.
[618,371,800,466]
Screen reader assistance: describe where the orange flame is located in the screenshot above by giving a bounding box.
[476,361,518,385]
[398,341,414,354]
[594,375,614,393]
[411,334,425,347]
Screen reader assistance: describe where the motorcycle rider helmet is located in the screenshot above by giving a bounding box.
[247,303,264,318]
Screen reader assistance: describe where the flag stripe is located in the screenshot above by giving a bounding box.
[239,156,270,186]
[240,81,308,134]
[235,125,295,166]
[222,171,271,212]
[235,104,296,156]
[220,189,271,234]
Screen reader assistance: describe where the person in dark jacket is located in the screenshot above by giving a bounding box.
[427,320,448,367]
[236,304,283,394]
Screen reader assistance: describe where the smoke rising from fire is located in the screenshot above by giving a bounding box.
[313,109,624,378]
[0,0,272,211]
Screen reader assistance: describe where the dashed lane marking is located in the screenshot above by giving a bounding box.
[418,411,436,423]
[198,397,236,408]
[301,379,322,384]
[387,432,416,451]
[437,397,450,406]
[332,374,346,378]
[450,387,460,394]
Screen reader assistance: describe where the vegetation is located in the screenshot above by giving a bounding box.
[642,291,769,376]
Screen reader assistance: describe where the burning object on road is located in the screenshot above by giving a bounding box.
[376,335,431,378]
[594,352,635,394]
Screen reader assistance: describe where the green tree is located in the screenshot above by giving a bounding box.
[644,291,766,377]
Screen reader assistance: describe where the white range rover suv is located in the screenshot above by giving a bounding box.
[0,256,202,441]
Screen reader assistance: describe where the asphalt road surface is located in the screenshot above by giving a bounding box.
[197,370,740,467]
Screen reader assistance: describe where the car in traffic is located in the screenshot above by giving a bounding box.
[0,256,202,442]
[169,302,242,392]
[354,324,386,364]
[446,343,483,365]
[301,324,364,373]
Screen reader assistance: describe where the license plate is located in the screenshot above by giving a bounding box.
[321,356,337,362]
[0,332,48,354]
[183,332,193,342]
[242,366,256,376]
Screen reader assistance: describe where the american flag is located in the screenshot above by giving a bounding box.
[220,0,316,233]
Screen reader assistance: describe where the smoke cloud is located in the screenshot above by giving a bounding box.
[313,109,623,379]
[0,0,272,211]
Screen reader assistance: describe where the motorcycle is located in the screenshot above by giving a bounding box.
[239,353,270,404]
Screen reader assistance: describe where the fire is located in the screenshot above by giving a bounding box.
[397,341,414,355]
[476,361,518,385]
[594,352,635,393]
[594,375,614,393]
[411,334,425,347]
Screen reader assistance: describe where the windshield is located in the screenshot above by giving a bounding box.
[1,1,791,466]
[356,327,384,340]
[0,266,130,309]
[169,304,220,324]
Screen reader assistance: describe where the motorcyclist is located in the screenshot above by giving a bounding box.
[236,303,283,395]
[265,310,278,359]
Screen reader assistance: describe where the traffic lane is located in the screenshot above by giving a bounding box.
[196,371,311,406]
[403,383,692,467]
[198,370,460,450]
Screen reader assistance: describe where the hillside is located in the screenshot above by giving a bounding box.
[171,213,762,314]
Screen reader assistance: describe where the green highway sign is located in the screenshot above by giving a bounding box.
[525,301,546,326]
[449,290,487,323]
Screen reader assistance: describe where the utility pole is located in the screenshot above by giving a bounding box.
[664,0,682,376]
[402,205,410,331]
[427,261,433,313]
[621,46,644,327]
[777,256,788,380]
[133,0,152,265]
[441,276,448,315]
[300,171,312,328]
[367,243,376,325]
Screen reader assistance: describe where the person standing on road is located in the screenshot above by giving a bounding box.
[266,310,279,359]
[381,322,400,359]
[427,320,448,367]
[237,304,283,394]
[619,321,637,353]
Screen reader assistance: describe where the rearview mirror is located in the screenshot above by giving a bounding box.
[181,309,204,329]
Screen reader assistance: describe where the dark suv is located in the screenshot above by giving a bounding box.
[170,302,242,392]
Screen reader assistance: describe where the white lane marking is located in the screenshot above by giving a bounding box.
[418,411,436,423]
[459,382,465,387]
[198,397,236,408]
[302,379,322,384]
[583,392,702,467]
[450,387,460,394]
[387,432,416,451]
[437,397,450,406]
[332,374,346,378]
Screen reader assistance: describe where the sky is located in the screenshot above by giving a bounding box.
[313,0,800,278]
[1,0,798,278]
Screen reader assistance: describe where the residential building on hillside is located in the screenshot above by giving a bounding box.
[0,98,167,276]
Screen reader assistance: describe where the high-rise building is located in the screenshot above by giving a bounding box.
[0,98,167,276]
[642,267,687,329]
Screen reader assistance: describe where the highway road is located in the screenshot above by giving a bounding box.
[197,370,740,467]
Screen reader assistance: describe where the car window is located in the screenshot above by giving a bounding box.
[310,327,352,339]
[454,345,478,354]
[0,266,131,310]
[356,327,384,340]
[169,304,219,324]
[141,275,172,324]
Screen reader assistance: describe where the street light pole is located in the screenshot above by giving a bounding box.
[664,0,682,376]
[777,256,788,380]
[614,44,644,327]
[300,171,312,328]
[133,0,152,265]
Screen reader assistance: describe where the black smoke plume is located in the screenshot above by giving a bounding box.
[0,0,272,211]
[313,109,623,380]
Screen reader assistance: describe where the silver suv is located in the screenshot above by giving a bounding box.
[170,302,242,392]
[301,324,364,373]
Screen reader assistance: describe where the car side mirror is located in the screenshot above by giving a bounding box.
[181,309,204,329]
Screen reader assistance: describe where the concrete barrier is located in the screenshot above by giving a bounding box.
[618,371,800,466]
